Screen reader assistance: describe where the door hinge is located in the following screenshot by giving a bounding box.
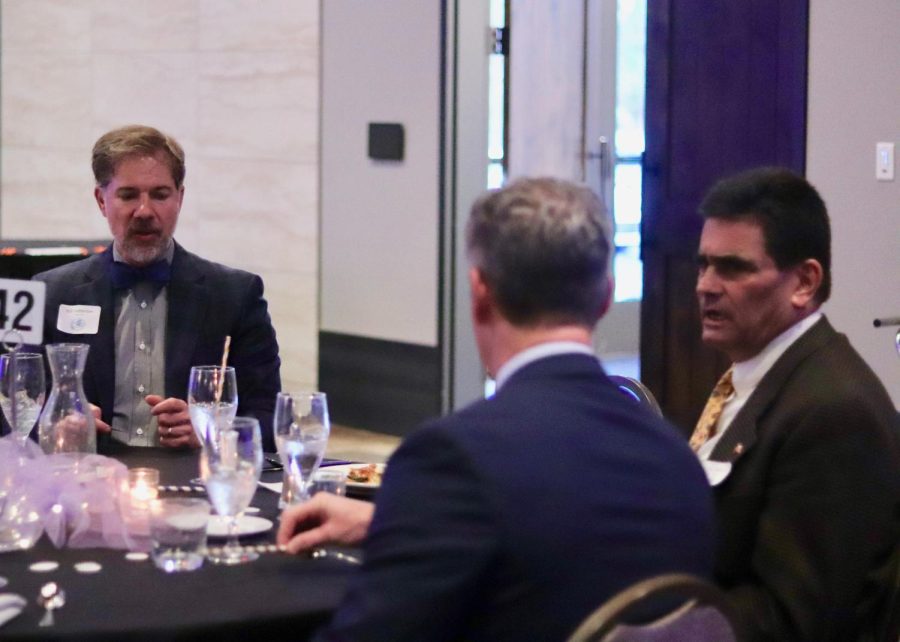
[490,26,508,55]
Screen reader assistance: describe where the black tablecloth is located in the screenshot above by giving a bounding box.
[0,446,355,641]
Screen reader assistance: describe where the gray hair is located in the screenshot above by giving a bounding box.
[465,177,613,327]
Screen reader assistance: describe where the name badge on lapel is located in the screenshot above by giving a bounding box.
[57,305,101,335]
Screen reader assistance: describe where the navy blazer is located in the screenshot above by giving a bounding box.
[32,243,281,451]
[320,353,715,641]
[709,317,900,641]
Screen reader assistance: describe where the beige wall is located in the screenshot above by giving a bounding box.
[808,0,900,405]
[320,0,442,346]
[0,0,320,392]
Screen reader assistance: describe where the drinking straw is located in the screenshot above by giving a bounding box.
[214,336,231,405]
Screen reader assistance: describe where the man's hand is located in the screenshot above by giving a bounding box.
[145,395,200,449]
[277,493,374,554]
[89,404,112,434]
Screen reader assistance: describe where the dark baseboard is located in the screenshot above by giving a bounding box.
[318,331,443,438]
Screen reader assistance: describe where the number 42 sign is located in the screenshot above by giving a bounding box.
[0,278,45,346]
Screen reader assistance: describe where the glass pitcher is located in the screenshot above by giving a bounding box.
[38,343,96,454]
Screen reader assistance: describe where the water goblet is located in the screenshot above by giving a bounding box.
[273,392,330,507]
[203,416,263,565]
[0,353,45,447]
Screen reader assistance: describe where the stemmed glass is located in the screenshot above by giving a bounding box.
[203,416,263,565]
[0,353,46,447]
[273,392,330,507]
[187,366,238,444]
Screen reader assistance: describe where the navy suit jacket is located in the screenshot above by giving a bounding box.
[31,243,281,451]
[320,353,715,641]
[708,317,900,641]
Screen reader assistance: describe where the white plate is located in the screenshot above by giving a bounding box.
[206,514,273,538]
[322,463,386,490]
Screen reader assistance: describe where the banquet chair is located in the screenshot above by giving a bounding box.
[566,573,743,642]
[608,375,663,417]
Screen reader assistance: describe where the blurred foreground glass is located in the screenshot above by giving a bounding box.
[274,392,330,507]
[203,416,262,565]
[187,366,237,444]
[310,470,346,497]
[150,498,210,572]
[37,344,95,454]
[0,485,42,552]
[0,353,45,446]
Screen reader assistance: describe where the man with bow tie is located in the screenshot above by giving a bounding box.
[691,167,900,641]
[33,125,281,452]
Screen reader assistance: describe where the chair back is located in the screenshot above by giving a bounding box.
[608,375,663,417]
[567,573,743,642]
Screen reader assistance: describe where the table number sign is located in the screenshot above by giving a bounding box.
[0,278,45,346]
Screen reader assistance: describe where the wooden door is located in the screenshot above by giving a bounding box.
[641,0,808,433]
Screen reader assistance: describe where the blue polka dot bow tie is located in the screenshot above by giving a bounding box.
[109,260,171,289]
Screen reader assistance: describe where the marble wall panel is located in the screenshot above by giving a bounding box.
[196,51,317,162]
[0,0,91,51]
[186,156,317,243]
[264,268,319,391]
[90,0,198,52]
[1,52,93,150]
[1,147,105,238]
[90,52,200,142]
[197,0,317,52]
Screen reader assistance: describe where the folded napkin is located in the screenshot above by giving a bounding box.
[0,593,26,629]
[258,481,283,494]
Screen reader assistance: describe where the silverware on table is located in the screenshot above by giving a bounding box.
[37,582,65,627]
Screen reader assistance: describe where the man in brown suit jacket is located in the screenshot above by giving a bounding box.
[692,167,900,641]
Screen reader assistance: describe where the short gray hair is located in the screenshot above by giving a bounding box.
[465,177,612,327]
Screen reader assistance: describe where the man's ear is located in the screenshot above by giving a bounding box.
[597,275,614,320]
[791,258,824,308]
[469,267,494,324]
[94,186,108,218]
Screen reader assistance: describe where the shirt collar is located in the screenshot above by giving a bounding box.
[731,312,822,397]
[494,341,595,391]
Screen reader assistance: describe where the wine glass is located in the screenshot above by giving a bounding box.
[0,353,46,446]
[273,392,330,507]
[187,366,238,444]
[203,416,263,565]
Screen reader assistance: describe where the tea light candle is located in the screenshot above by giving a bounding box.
[129,468,160,504]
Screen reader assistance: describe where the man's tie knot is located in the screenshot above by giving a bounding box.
[109,259,171,290]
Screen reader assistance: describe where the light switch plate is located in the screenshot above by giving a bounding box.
[876,142,894,181]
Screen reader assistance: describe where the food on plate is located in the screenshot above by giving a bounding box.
[347,464,383,485]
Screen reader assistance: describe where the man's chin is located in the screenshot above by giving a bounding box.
[700,327,731,352]
[119,240,167,266]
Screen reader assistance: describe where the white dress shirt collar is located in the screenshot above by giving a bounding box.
[730,311,823,397]
[494,341,595,391]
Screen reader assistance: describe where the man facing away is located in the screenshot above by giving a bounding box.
[33,125,281,452]
[690,167,900,641]
[278,177,715,641]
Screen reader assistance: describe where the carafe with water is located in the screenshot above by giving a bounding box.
[38,343,96,454]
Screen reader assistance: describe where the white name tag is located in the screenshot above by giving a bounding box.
[57,304,101,335]
[0,278,46,345]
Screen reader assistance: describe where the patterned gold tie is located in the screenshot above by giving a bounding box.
[689,367,734,451]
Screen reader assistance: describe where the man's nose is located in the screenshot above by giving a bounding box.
[135,195,154,216]
[696,267,720,296]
